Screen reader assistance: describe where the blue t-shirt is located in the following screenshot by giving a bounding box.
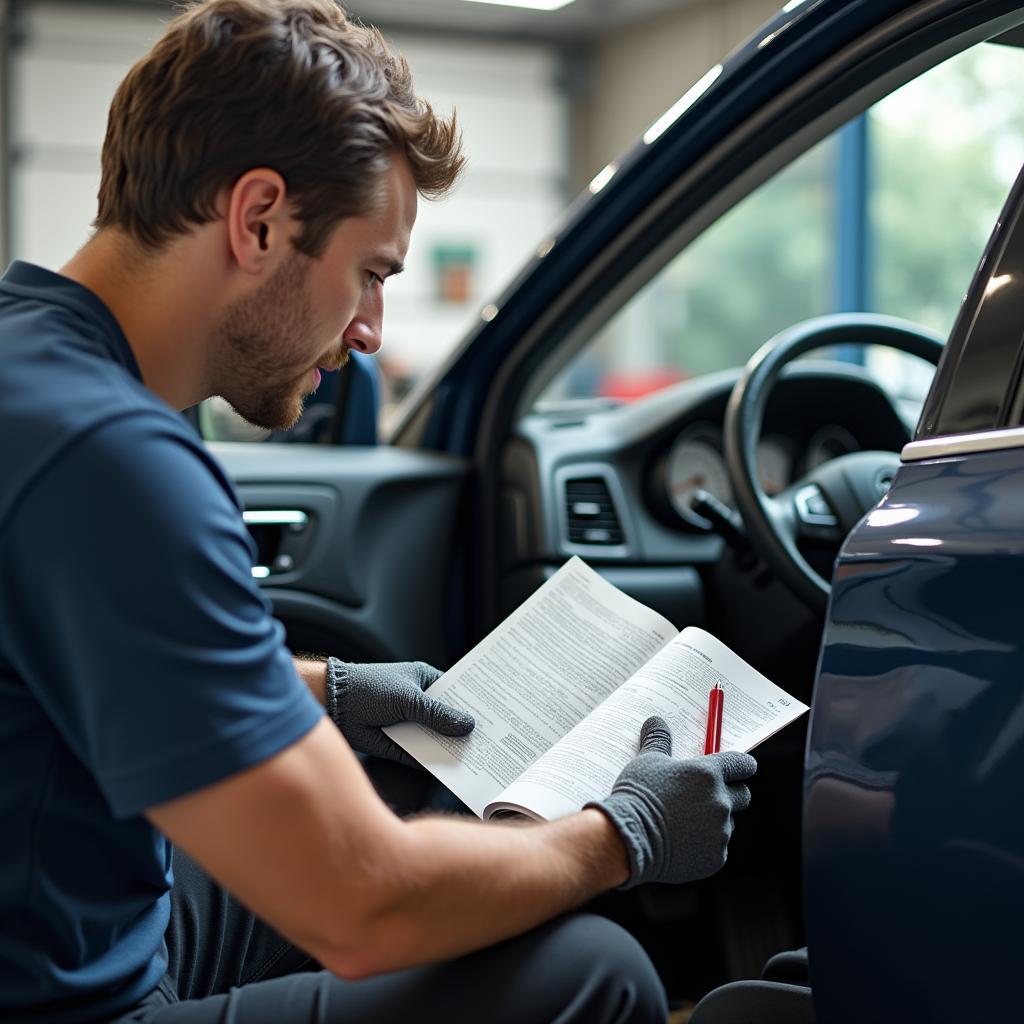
[0,262,324,1022]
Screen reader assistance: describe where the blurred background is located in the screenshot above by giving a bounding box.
[2,0,1023,437]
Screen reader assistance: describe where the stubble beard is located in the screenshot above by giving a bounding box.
[213,252,323,431]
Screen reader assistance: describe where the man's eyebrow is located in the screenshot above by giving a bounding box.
[372,256,405,278]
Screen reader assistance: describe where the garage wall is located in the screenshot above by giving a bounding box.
[366,34,569,380]
[9,4,161,269]
[576,0,781,188]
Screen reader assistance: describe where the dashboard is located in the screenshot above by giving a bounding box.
[505,362,915,569]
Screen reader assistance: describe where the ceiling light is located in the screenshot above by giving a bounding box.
[461,0,577,10]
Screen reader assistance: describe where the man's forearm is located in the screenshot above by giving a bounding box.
[317,807,630,979]
[293,656,327,706]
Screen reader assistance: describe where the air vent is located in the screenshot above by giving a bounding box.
[565,477,623,546]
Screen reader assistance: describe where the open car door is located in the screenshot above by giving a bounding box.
[805,158,1024,1021]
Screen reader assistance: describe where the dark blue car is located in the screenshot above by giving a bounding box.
[209,2,1024,1018]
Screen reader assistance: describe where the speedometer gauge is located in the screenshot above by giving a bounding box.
[666,427,732,525]
[757,436,793,496]
[806,424,859,469]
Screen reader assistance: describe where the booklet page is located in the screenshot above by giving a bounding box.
[488,627,809,821]
[385,557,678,816]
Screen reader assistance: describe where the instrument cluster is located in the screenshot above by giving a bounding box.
[664,422,859,529]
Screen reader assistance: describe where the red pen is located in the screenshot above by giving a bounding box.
[704,683,724,754]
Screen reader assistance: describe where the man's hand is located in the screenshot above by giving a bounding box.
[586,715,756,888]
[325,658,474,767]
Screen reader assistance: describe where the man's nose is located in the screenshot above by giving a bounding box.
[343,293,384,355]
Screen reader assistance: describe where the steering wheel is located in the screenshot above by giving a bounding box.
[723,314,945,613]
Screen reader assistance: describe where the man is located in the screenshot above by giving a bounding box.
[0,2,757,1022]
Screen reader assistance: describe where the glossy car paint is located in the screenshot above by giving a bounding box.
[805,452,1024,1020]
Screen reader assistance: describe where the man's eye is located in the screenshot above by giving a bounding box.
[366,271,384,288]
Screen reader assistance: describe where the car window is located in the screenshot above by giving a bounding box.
[536,40,1024,411]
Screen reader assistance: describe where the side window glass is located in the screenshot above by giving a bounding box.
[541,137,837,404]
[537,40,1024,413]
[870,43,1024,328]
[865,40,1024,411]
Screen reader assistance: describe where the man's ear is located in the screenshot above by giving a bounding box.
[225,169,293,274]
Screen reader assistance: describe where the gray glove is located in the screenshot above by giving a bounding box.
[586,715,756,889]
[325,657,475,768]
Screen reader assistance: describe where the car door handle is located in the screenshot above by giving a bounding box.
[242,510,309,527]
[242,509,310,577]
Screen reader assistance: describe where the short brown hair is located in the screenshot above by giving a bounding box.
[95,0,464,254]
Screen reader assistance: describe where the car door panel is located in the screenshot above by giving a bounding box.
[213,444,470,665]
[805,448,1024,1022]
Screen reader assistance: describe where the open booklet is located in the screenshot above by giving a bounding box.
[385,557,809,821]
